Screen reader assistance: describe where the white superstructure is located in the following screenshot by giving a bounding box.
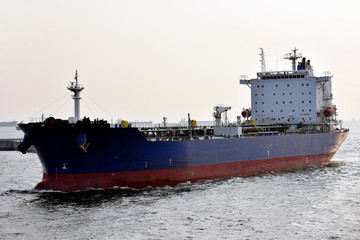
[240,48,337,126]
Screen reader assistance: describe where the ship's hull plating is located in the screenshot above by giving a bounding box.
[19,124,348,192]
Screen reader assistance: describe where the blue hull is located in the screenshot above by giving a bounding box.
[19,124,348,176]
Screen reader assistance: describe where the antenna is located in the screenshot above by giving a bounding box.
[259,48,266,72]
[74,70,79,86]
[283,47,302,71]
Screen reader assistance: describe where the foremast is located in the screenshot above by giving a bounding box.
[67,70,84,123]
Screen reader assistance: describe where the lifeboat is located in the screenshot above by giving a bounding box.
[323,107,334,117]
[241,109,252,118]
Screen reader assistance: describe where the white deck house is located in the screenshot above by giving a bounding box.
[240,49,335,125]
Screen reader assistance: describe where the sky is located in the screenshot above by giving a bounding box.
[1,0,360,123]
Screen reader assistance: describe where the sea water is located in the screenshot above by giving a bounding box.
[0,123,359,240]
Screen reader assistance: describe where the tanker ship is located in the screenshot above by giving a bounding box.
[18,48,349,192]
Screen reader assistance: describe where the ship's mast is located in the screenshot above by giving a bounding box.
[283,47,302,71]
[67,70,84,123]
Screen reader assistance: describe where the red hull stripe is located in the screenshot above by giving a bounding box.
[35,152,335,192]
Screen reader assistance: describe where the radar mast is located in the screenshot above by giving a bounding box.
[67,70,84,123]
[283,47,302,71]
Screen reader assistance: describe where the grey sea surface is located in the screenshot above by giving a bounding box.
[0,123,359,240]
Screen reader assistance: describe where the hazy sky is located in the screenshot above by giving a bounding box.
[1,0,360,123]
